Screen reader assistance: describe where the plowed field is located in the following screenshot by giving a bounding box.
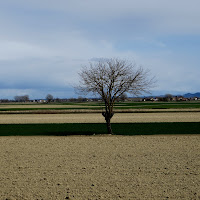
[1,112,200,124]
[0,135,199,199]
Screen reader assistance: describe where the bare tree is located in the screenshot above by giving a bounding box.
[14,95,29,102]
[46,94,54,103]
[164,94,173,102]
[77,58,155,134]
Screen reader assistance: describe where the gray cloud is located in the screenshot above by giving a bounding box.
[0,0,200,98]
[2,0,200,36]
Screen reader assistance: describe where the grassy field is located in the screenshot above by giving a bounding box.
[1,101,200,112]
[1,122,200,136]
[1,101,200,136]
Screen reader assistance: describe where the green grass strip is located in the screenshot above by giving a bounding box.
[0,122,200,136]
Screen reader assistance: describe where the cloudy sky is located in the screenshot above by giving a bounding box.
[0,0,200,99]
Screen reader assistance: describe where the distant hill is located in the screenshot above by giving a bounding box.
[183,93,200,98]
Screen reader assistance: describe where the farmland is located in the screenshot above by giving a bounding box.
[1,101,200,112]
[1,101,200,135]
[0,135,199,199]
[1,112,200,124]
[0,101,199,199]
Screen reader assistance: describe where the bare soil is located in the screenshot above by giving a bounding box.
[0,135,199,200]
[1,112,200,124]
[1,109,200,115]
[0,105,85,109]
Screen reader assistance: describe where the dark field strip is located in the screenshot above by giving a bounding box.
[1,101,200,111]
[0,123,200,136]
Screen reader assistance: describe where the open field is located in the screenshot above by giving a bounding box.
[1,101,200,112]
[0,135,199,199]
[1,102,199,199]
[1,112,200,124]
[0,104,84,109]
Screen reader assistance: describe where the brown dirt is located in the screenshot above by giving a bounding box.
[0,105,86,109]
[1,109,200,115]
[0,135,199,200]
[1,112,200,124]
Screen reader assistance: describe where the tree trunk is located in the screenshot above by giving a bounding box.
[106,117,113,135]
[102,111,114,134]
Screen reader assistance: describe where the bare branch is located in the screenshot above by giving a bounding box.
[76,58,156,134]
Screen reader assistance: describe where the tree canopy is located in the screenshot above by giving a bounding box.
[77,58,155,134]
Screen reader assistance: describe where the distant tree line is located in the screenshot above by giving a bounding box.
[14,95,29,102]
[1,93,199,104]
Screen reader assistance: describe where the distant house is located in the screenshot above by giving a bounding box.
[143,98,155,101]
[33,99,47,103]
[39,99,47,103]
[176,96,190,101]
[193,97,200,101]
